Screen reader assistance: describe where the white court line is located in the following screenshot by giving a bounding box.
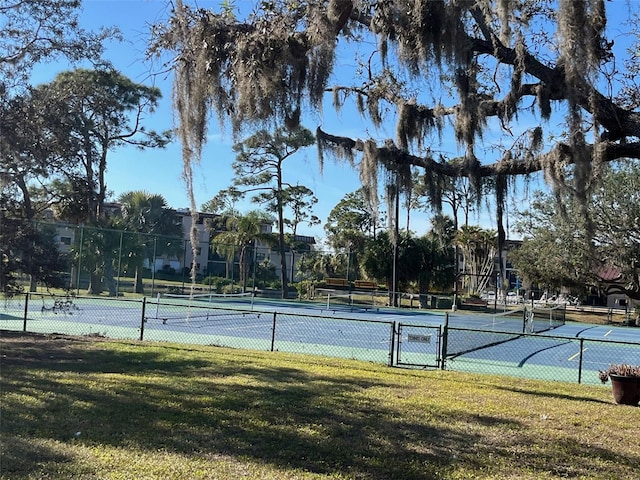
[478,320,509,328]
[568,348,587,362]
[171,319,266,330]
[218,322,269,331]
[603,329,612,337]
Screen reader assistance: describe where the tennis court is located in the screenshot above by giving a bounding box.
[2,292,640,385]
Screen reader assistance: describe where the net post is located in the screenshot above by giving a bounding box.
[522,306,527,334]
[441,312,449,370]
[140,297,146,341]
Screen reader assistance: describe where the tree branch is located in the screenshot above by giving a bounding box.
[317,127,640,177]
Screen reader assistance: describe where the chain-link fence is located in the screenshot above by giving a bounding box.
[28,221,462,305]
[2,292,639,386]
[33,221,314,297]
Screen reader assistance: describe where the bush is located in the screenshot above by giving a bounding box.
[201,276,234,293]
[294,280,315,300]
[255,260,278,287]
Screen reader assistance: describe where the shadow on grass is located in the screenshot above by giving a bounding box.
[1,331,638,479]
[0,331,212,373]
[494,384,612,405]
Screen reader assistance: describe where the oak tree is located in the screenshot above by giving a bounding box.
[151,0,640,283]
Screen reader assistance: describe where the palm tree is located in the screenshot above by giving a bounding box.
[116,191,183,294]
[211,210,274,291]
[455,226,497,296]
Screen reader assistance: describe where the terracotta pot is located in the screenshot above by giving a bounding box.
[610,374,640,406]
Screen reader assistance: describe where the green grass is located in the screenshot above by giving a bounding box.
[1,331,639,479]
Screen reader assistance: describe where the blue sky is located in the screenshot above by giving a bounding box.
[30,0,402,242]
[30,0,566,242]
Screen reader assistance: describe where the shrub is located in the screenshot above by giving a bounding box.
[294,280,315,300]
[201,276,233,293]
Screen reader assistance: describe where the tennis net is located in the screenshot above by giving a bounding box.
[449,308,527,333]
[527,304,566,333]
[145,292,256,324]
[445,309,526,358]
[323,293,378,312]
[160,291,255,309]
[445,306,566,358]
[153,309,263,326]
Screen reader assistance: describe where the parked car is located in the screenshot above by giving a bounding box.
[506,292,524,304]
[480,291,496,301]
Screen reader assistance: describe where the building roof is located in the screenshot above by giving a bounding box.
[597,265,623,282]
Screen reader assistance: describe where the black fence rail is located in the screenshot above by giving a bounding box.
[1,293,639,386]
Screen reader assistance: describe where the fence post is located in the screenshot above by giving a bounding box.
[140,297,146,341]
[578,338,584,384]
[388,321,396,367]
[270,312,277,352]
[23,292,29,332]
[437,324,443,368]
[441,312,449,370]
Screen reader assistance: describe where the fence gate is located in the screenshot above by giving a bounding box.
[395,323,441,368]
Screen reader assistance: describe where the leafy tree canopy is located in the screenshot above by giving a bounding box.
[0,0,116,89]
[281,185,320,238]
[211,209,275,289]
[1,68,172,224]
[0,216,67,294]
[361,229,454,297]
[512,161,640,299]
[324,188,384,251]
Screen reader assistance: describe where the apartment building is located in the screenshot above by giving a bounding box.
[47,207,315,284]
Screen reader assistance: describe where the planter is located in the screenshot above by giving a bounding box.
[609,374,640,406]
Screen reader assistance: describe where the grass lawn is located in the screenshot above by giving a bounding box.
[1,331,639,479]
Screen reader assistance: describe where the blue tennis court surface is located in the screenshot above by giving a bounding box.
[2,293,639,385]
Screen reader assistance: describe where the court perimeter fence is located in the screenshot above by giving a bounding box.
[2,292,639,386]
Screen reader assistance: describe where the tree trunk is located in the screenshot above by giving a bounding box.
[277,172,289,299]
[418,275,429,309]
[278,228,289,299]
[87,270,102,295]
[134,268,144,294]
[239,247,248,291]
[103,252,117,297]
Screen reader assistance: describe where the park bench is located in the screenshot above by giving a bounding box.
[325,278,350,288]
[354,280,378,290]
